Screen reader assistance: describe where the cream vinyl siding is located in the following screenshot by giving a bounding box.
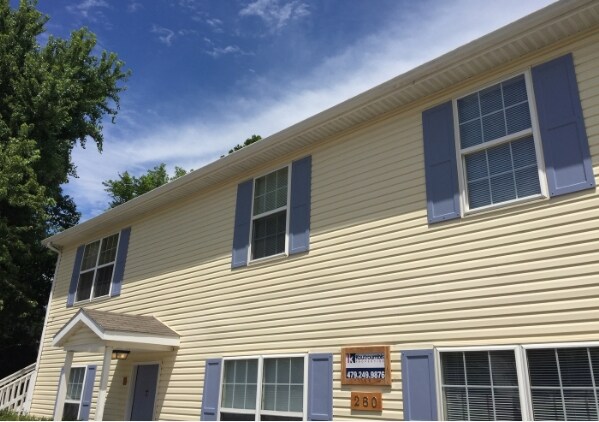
[29,30,599,421]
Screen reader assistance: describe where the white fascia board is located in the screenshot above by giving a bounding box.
[102,330,180,347]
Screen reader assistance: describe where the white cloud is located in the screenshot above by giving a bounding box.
[151,25,176,46]
[240,0,309,30]
[66,0,556,221]
[67,0,109,21]
[128,2,143,13]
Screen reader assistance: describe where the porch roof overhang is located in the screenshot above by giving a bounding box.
[52,308,180,353]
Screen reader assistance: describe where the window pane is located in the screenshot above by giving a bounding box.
[531,389,565,421]
[482,110,506,143]
[262,358,304,414]
[563,389,597,421]
[460,119,483,149]
[290,358,303,384]
[506,102,531,134]
[493,388,522,420]
[459,74,531,149]
[66,368,85,401]
[467,387,494,420]
[262,384,276,411]
[222,360,258,411]
[528,349,560,387]
[277,359,290,384]
[458,93,480,123]
[465,352,491,385]
[528,347,599,422]
[480,84,503,115]
[76,272,94,302]
[98,234,119,265]
[445,387,468,421]
[490,351,518,386]
[81,241,100,270]
[502,75,528,107]
[442,351,521,421]
[253,168,288,215]
[442,352,465,385]
[466,136,540,210]
[289,385,303,412]
[252,211,286,259]
[558,348,593,387]
[62,403,80,421]
[93,265,114,298]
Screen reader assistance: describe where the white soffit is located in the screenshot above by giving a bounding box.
[44,0,599,248]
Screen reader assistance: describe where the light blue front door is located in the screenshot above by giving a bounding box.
[130,364,159,421]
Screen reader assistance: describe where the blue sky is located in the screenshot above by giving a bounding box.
[29,0,554,221]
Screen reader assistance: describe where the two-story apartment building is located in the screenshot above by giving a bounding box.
[25,0,599,420]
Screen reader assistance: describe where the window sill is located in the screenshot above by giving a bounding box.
[248,252,288,266]
[73,294,112,307]
[463,193,547,217]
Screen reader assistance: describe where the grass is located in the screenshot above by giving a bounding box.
[0,409,51,421]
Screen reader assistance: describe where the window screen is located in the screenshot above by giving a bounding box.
[457,74,542,211]
[441,350,522,421]
[528,347,599,421]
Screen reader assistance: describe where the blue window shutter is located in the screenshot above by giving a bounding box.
[67,246,85,307]
[201,358,222,421]
[422,101,461,223]
[79,365,97,421]
[111,227,131,297]
[232,180,253,268]
[289,156,312,255]
[307,353,333,421]
[532,53,595,197]
[401,349,438,421]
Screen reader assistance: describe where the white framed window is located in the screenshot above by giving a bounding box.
[63,366,86,421]
[437,343,599,421]
[249,166,290,261]
[75,233,120,303]
[219,355,307,421]
[454,72,547,214]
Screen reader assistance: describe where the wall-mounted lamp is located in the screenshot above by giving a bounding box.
[112,350,130,360]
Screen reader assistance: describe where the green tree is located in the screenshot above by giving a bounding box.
[227,134,262,154]
[103,164,188,207]
[0,0,129,377]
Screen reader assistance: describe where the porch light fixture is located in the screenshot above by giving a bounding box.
[112,350,130,360]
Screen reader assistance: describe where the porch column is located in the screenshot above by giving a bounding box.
[53,350,74,421]
[95,346,112,421]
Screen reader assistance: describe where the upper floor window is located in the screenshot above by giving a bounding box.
[455,73,545,212]
[422,54,594,224]
[75,233,119,302]
[251,167,289,260]
[231,156,311,268]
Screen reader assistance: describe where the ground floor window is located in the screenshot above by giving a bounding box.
[220,356,306,421]
[63,367,86,421]
[440,345,599,421]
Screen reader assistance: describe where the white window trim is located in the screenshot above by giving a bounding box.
[247,164,292,263]
[435,341,599,421]
[63,365,87,421]
[74,232,121,305]
[218,354,308,421]
[453,69,549,217]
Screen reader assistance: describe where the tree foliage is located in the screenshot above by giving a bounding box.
[227,134,262,154]
[103,164,188,208]
[0,0,129,377]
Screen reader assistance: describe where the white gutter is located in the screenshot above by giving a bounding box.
[23,242,62,413]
